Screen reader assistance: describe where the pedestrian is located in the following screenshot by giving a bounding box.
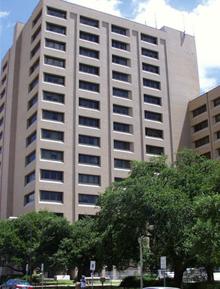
[80,275,86,289]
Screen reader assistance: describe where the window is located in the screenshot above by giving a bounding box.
[215,114,220,123]
[40,190,63,202]
[41,148,64,161]
[27,112,37,128]
[142,63,159,74]
[79,47,99,59]
[201,152,211,159]
[47,6,67,19]
[192,104,206,117]
[145,110,162,122]
[79,116,100,128]
[41,129,64,141]
[43,91,64,104]
[45,55,65,68]
[112,71,130,82]
[79,154,100,166]
[42,109,64,122]
[80,31,99,43]
[46,22,66,35]
[113,122,131,133]
[79,134,100,147]
[114,158,131,169]
[146,145,164,155]
[79,63,99,75]
[24,191,35,205]
[142,48,158,59]
[41,169,63,182]
[26,131,36,146]
[30,58,40,74]
[213,97,220,107]
[0,118,3,126]
[216,131,220,139]
[79,194,98,205]
[113,87,130,99]
[44,73,65,85]
[79,98,100,110]
[143,78,160,90]
[28,94,38,110]
[144,94,161,106]
[2,62,7,73]
[80,15,99,28]
[111,24,127,36]
[31,41,40,58]
[195,136,209,148]
[114,177,124,182]
[0,103,4,113]
[0,131,3,140]
[79,80,99,92]
[193,120,208,132]
[25,151,36,165]
[31,25,41,42]
[78,174,101,185]
[45,38,66,51]
[0,89,6,99]
[112,39,128,51]
[25,171,35,185]
[32,10,42,27]
[113,104,130,116]
[112,55,129,66]
[29,76,39,92]
[1,75,6,86]
[141,33,157,44]
[114,140,131,151]
[145,127,163,138]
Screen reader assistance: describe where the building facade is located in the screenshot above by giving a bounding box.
[189,85,220,159]
[0,0,200,221]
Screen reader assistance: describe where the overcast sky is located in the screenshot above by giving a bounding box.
[1,0,220,93]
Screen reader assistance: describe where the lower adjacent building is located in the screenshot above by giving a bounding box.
[0,0,200,221]
[189,85,220,159]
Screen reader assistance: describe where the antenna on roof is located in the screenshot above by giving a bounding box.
[154,13,158,29]
[182,13,186,34]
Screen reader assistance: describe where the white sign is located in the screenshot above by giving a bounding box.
[90,260,96,271]
[160,256,166,269]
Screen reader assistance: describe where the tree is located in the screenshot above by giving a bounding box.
[97,150,220,285]
[0,211,72,275]
[54,217,102,279]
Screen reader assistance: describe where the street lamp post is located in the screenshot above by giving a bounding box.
[138,237,144,289]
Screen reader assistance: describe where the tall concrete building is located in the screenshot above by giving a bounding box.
[189,85,220,159]
[0,0,200,221]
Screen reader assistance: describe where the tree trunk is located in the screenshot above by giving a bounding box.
[174,264,186,287]
[206,266,214,282]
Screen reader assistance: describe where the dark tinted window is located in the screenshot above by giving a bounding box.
[44,73,65,85]
[113,87,130,99]
[79,63,99,75]
[41,169,63,181]
[113,122,131,133]
[112,39,128,50]
[43,91,64,103]
[145,110,162,122]
[42,110,64,122]
[112,24,127,36]
[40,190,63,202]
[113,71,129,82]
[79,174,101,185]
[79,116,100,128]
[45,38,66,51]
[79,80,99,92]
[146,145,164,155]
[113,104,130,115]
[46,22,66,35]
[47,6,67,19]
[79,134,100,147]
[143,78,160,90]
[145,127,163,138]
[79,47,99,59]
[141,33,157,44]
[114,140,131,151]
[195,136,209,148]
[79,98,99,110]
[79,154,100,166]
[25,151,36,165]
[144,94,161,105]
[79,194,98,205]
[112,55,129,66]
[45,55,65,68]
[80,15,99,27]
[142,48,158,59]
[26,131,37,146]
[192,104,207,117]
[114,158,131,169]
[41,149,64,161]
[41,129,64,141]
[193,120,208,132]
[80,31,99,43]
[142,63,159,74]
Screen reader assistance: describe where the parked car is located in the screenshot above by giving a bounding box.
[1,279,33,289]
